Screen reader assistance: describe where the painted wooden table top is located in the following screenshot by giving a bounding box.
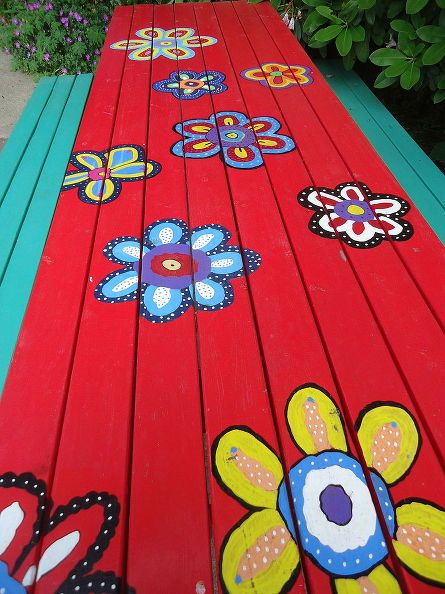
[0,3,444,594]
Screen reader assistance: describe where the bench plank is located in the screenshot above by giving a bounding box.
[245,3,445,456]
[318,61,445,243]
[0,76,74,281]
[0,73,92,393]
[126,5,213,592]
[0,76,55,205]
[0,8,134,591]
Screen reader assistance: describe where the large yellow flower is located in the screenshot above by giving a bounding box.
[241,63,313,89]
[212,384,445,594]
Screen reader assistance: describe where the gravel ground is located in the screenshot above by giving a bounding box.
[0,52,35,152]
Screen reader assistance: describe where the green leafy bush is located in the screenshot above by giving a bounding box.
[262,0,445,103]
[0,0,167,76]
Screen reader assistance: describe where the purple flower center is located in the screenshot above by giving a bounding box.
[135,243,211,289]
[206,125,255,148]
[334,199,375,222]
[319,484,353,526]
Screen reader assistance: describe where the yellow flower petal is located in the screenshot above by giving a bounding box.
[286,384,347,454]
[221,509,299,594]
[356,404,419,484]
[335,564,402,594]
[394,501,445,585]
[213,428,283,509]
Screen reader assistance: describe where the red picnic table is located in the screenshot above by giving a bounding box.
[0,2,444,594]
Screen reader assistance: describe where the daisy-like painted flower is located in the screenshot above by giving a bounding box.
[0,471,132,593]
[95,218,261,323]
[212,384,445,594]
[298,182,413,248]
[62,144,161,205]
[110,27,217,61]
[241,63,313,89]
[152,70,227,100]
[171,111,295,170]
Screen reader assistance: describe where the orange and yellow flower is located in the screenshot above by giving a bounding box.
[241,62,313,89]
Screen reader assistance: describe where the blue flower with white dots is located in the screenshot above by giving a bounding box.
[95,218,261,323]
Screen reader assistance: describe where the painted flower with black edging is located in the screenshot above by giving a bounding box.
[212,384,444,594]
[95,218,261,323]
[172,111,295,170]
[152,70,227,100]
[0,472,131,593]
[297,182,413,248]
[62,144,160,205]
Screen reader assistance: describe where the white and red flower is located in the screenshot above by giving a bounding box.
[298,182,413,248]
[0,472,130,593]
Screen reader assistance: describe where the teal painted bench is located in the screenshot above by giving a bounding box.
[318,60,445,244]
[0,74,92,392]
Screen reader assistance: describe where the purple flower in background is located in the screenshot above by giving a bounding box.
[83,19,88,25]
[60,68,67,74]
[31,46,36,53]
[44,3,53,10]
[76,70,81,75]
[77,35,82,42]
[14,42,20,48]
[85,54,91,61]
[14,30,20,36]
[5,48,11,55]
[59,9,63,15]
[104,27,108,33]
[103,14,109,21]
[94,48,100,55]
[44,52,50,61]
[66,37,73,44]
[74,13,82,22]
[27,51,31,57]
[12,17,18,25]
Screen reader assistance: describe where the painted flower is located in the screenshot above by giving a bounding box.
[0,471,132,593]
[95,218,261,323]
[298,182,413,248]
[172,111,295,170]
[241,63,313,89]
[62,144,160,205]
[212,384,445,594]
[110,27,217,61]
[152,70,227,100]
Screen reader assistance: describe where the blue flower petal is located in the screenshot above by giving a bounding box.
[251,115,281,135]
[191,225,229,253]
[192,278,234,310]
[209,251,243,276]
[141,285,191,322]
[210,111,249,127]
[95,268,139,302]
[110,239,145,263]
[371,471,396,536]
[145,219,188,247]
[260,133,296,155]
[102,235,142,265]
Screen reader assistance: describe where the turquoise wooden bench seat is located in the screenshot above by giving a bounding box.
[318,60,445,244]
[0,74,92,391]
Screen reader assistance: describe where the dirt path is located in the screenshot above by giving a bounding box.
[0,52,35,152]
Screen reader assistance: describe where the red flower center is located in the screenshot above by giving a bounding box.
[150,253,198,277]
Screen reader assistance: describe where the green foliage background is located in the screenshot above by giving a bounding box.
[256,0,445,103]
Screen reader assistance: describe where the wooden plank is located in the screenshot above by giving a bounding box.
[317,61,445,243]
[239,1,445,456]
[30,5,148,590]
[0,8,135,592]
[0,76,74,282]
[226,3,445,592]
[256,2,445,325]
[0,76,54,205]
[169,3,310,593]
[193,3,426,593]
[0,73,92,393]
[125,5,214,592]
